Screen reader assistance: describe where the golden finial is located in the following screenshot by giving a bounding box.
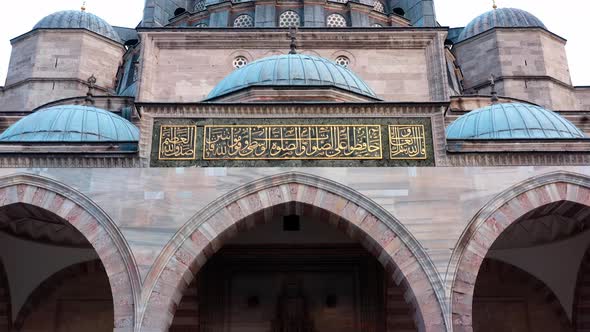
[81,1,87,11]
[492,0,498,10]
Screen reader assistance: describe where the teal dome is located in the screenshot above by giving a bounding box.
[34,10,120,42]
[447,103,586,140]
[0,105,139,142]
[206,54,377,100]
[459,8,546,42]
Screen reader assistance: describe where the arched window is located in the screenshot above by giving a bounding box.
[373,1,385,13]
[335,56,350,68]
[326,13,347,27]
[194,0,206,12]
[233,14,254,28]
[371,23,383,27]
[233,56,249,69]
[194,22,208,27]
[279,10,301,28]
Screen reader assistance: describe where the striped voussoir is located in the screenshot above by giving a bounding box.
[0,174,138,331]
[451,172,590,332]
[140,172,446,332]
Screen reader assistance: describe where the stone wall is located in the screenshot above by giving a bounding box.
[0,168,587,330]
[137,29,448,103]
[454,28,578,110]
[0,30,125,113]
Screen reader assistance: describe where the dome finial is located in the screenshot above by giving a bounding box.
[489,74,499,104]
[492,0,497,9]
[288,26,298,55]
[85,74,97,105]
[81,1,87,11]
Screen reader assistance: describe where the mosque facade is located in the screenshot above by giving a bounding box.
[0,0,588,331]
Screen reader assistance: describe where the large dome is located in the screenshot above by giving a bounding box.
[446,103,586,140]
[0,105,139,142]
[458,8,546,42]
[206,54,378,100]
[33,10,120,42]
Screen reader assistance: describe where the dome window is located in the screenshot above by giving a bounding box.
[326,13,347,28]
[279,10,300,28]
[174,7,186,16]
[373,1,385,13]
[335,56,350,68]
[393,7,405,16]
[233,14,254,28]
[233,56,249,69]
[194,0,206,12]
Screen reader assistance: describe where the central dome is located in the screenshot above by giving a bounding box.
[33,10,120,42]
[206,54,378,100]
[459,8,546,42]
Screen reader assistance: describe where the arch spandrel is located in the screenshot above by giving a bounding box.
[448,171,590,332]
[140,171,447,332]
[0,173,140,332]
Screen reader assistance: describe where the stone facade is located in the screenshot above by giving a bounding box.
[0,1,588,332]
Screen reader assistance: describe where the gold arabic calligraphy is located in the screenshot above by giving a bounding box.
[203,125,383,160]
[389,125,427,160]
[158,125,197,160]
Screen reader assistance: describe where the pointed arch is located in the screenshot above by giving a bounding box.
[140,172,446,332]
[0,174,140,331]
[448,171,590,332]
[0,258,11,331]
[14,260,110,330]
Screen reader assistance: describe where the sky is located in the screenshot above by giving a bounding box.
[0,0,588,85]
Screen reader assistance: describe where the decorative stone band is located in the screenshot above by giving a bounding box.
[140,172,447,331]
[152,120,433,167]
[0,174,141,331]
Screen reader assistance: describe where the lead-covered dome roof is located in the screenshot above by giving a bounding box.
[0,105,139,142]
[206,54,378,100]
[33,10,120,42]
[458,8,546,42]
[446,103,586,140]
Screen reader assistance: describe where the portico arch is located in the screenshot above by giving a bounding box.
[141,172,446,332]
[449,171,590,332]
[0,174,140,331]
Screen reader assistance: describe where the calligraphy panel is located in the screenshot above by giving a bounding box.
[203,125,383,160]
[158,125,197,160]
[388,125,427,160]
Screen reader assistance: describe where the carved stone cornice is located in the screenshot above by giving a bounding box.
[138,28,447,50]
[136,101,448,117]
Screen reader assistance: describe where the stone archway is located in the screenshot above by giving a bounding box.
[0,174,140,331]
[448,171,590,332]
[141,172,446,332]
[14,260,112,331]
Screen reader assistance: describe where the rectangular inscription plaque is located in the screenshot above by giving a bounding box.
[158,125,198,160]
[389,125,427,160]
[203,125,383,160]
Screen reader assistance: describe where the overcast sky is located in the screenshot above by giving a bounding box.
[0,0,588,85]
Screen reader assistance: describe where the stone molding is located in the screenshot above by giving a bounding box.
[446,171,590,332]
[0,156,141,168]
[139,171,447,331]
[0,174,141,332]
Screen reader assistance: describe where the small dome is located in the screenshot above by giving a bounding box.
[0,105,139,142]
[458,8,546,42]
[447,103,586,140]
[33,10,120,42]
[206,54,378,100]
